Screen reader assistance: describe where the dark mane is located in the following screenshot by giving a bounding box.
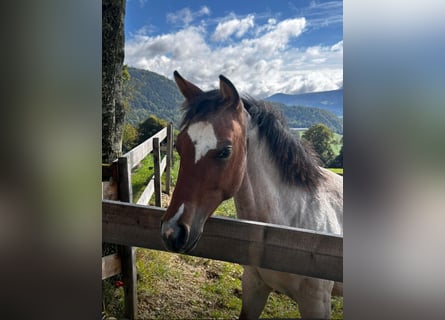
[180,90,224,128]
[242,97,323,189]
[179,92,323,189]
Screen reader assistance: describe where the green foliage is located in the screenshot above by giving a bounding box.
[329,144,343,168]
[122,65,131,82]
[137,114,167,144]
[122,123,138,153]
[122,65,133,113]
[102,277,124,319]
[303,123,336,166]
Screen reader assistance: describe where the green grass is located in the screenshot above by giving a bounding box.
[131,155,155,203]
[131,150,180,203]
[328,168,344,175]
[128,248,343,319]
[214,198,237,218]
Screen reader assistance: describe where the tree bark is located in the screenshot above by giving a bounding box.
[102,0,126,164]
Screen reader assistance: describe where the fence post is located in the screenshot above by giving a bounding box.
[153,138,162,207]
[117,156,137,320]
[166,123,173,194]
[117,157,133,203]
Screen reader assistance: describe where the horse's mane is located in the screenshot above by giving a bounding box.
[242,97,323,190]
[180,91,323,190]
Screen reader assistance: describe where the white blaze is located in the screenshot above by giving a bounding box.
[161,203,185,238]
[170,203,184,223]
[187,122,218,163]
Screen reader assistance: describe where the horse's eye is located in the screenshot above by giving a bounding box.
[216,146,232,159]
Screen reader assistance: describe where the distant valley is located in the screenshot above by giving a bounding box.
[266,89,343,118]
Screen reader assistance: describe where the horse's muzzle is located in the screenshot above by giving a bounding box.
[161,221,192,253]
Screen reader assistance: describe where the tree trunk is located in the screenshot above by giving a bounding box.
[102,0,126,164]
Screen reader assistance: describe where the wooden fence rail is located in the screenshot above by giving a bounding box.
[123,127,168,170]
[103,200,343,282]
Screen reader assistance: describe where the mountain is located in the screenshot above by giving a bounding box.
[274,103,343,134]
[266,89,343,117]
[123,67,342,133]
[124,67,183,126]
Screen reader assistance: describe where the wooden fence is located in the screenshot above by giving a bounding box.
[103,200,343,281]
[102,123,343,320]
[102,124,174,320]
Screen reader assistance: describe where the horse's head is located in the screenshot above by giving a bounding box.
[161,71,247,253]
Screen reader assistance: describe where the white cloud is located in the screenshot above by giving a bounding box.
[330,40,343,52]
[166,6,210,26]
[125,16,342,98]
[251,18,306,54]
[199,6,210,16]
[212,15,255,41]
[301,1,343,27]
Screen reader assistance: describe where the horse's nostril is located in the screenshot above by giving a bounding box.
[162,222,190,253]
[175,222,189,250]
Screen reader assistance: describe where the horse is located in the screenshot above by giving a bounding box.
[160,71,343,319]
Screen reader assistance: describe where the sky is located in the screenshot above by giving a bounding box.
[124,0,343,98]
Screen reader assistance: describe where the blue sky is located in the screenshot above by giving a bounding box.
[124,0,343,98]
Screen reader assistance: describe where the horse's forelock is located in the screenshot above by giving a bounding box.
[180,90,224,128]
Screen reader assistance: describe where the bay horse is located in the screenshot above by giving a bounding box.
[161,71,343,319]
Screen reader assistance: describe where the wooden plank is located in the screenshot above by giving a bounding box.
[102,200,343,282]
[153,138,161,207]
[136,179,155,205]
[160,156,167,173]
[123,127,167,170]
[165,123,173,194]
[102,253,122,280]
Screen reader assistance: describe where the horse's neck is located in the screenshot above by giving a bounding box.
[234,126,343,234]
[234,127,305,226]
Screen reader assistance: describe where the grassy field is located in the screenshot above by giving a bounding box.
[103,248,343,319]
[104,147,343,319]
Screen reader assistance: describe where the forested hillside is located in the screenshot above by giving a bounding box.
[124,67,342,133]
[124,67,183,126]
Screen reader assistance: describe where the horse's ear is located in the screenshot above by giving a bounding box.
[219,75,240,104]
[174,70,203,101]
